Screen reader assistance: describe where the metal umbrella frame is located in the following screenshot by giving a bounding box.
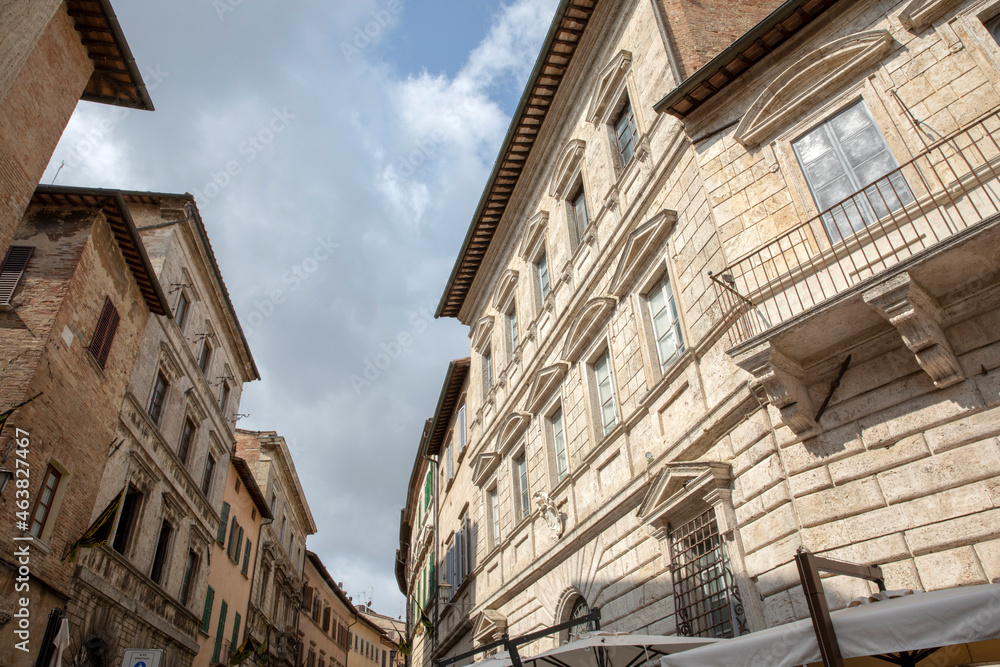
[523,632,724,667]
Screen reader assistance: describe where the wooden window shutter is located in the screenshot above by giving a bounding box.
[217,502,230,543]
[201,586,215,633]
[88,297,120,369]
[0,245,33,306]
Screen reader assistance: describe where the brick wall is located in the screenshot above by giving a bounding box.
[0,204,152,666]
[0,4,92,255]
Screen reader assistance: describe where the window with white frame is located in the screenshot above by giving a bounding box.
[647,274,684,370]
[513,453,529,521]
[487,486,500,550]
[507,304,519,353]
[593,350,617,436]
[457,403,467,453]
[792,100,912,243]
[536,251,550,303]
[550,408,568,483]
[446,439,454,481]
[614,99,638,166]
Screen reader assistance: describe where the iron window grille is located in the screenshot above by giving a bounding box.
[669,509,748,639]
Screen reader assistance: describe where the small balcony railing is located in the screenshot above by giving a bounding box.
[711,107,1000,347]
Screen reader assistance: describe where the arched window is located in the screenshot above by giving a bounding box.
[567,597,593,643]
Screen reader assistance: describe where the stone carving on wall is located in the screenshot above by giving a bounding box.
[533,491,563,541]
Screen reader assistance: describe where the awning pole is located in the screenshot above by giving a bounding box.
[795,549,885,667]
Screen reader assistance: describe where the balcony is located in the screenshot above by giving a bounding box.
[713,107,1000,347]
[710,108,1000,436]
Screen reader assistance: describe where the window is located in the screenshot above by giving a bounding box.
[323,607,331,633]
[985,14,1000,43]
[242,538,251,574]
[232,613,242,659]
[567,597,594,643]
[0,245,33,306]
[150,519,173,585]
[536,252,550,302]
[269,493,276,516]
[175,292,189,330]
[446,439,453,481]
[219,382,231,412]
[201,586,215,633]
[213,599,228,663]
[514,454,529,521]
[112,486,142,555]
[487,486,500,550]
[148,371,169,425]
[507,304,519,353]
[199,340,212,374]
[313,597,321,621]
[551,409,568,482]
[178,418,196,464]
[28,466,61,538]
[593,350,617,435]
[180,549,198,605]
[457,404,467,452]
[614,100,638,166]
[670,509,746,638]
[647,275,684,370]
[482,346,493,395]
[88,297,120,369]
[201,454,216,496]
[792,100,912,243]
[571,184,589,241]
[280,516,286,544]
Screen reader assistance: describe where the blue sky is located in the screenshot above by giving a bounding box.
[44,0,560,615]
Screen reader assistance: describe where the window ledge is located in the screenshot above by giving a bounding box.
[639,349,693,410]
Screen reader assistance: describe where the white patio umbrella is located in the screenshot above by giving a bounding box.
[522,632,724,667]
[659,583,1000,667]
[473,651,515,667]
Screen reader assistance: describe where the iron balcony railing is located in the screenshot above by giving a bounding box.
[710,107,1000,347]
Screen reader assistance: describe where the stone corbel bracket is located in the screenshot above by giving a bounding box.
[863,272,964,388]
[733,341,818,438]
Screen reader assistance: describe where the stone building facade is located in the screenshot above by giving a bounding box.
[400,0,1000,666]
[0,0,153,255]
[356,604,405,667]
[195,455,271,667]
[60,189,258,666]
[301,551,352,667]
[347,603,399,667]
[236,428,318,667]
[0,187,168,667]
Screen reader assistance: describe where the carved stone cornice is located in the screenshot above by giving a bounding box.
[863,272,964,388]
[732,341,818,438]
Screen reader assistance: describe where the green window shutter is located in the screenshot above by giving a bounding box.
[201,586,215,633]
[212,600,228,663]
[234,526,244,562]
[242,538,251,574]
[231,612,241,654]
[217,503,230,543]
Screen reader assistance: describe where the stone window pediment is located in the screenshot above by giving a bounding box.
[637,461,732,539]
[471,316,495,352]
[496,411,532,455]
[898,0,962,30]
[588,50,633,124]
[493,270,519,312]
[472,452,502,488]
[609,210,678,297]
[525,362,570,413]
[561,297,617,362]
[519,210,549,261]
[473,610,507,645]
[734,30,894,148]
[549,140,587,200]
